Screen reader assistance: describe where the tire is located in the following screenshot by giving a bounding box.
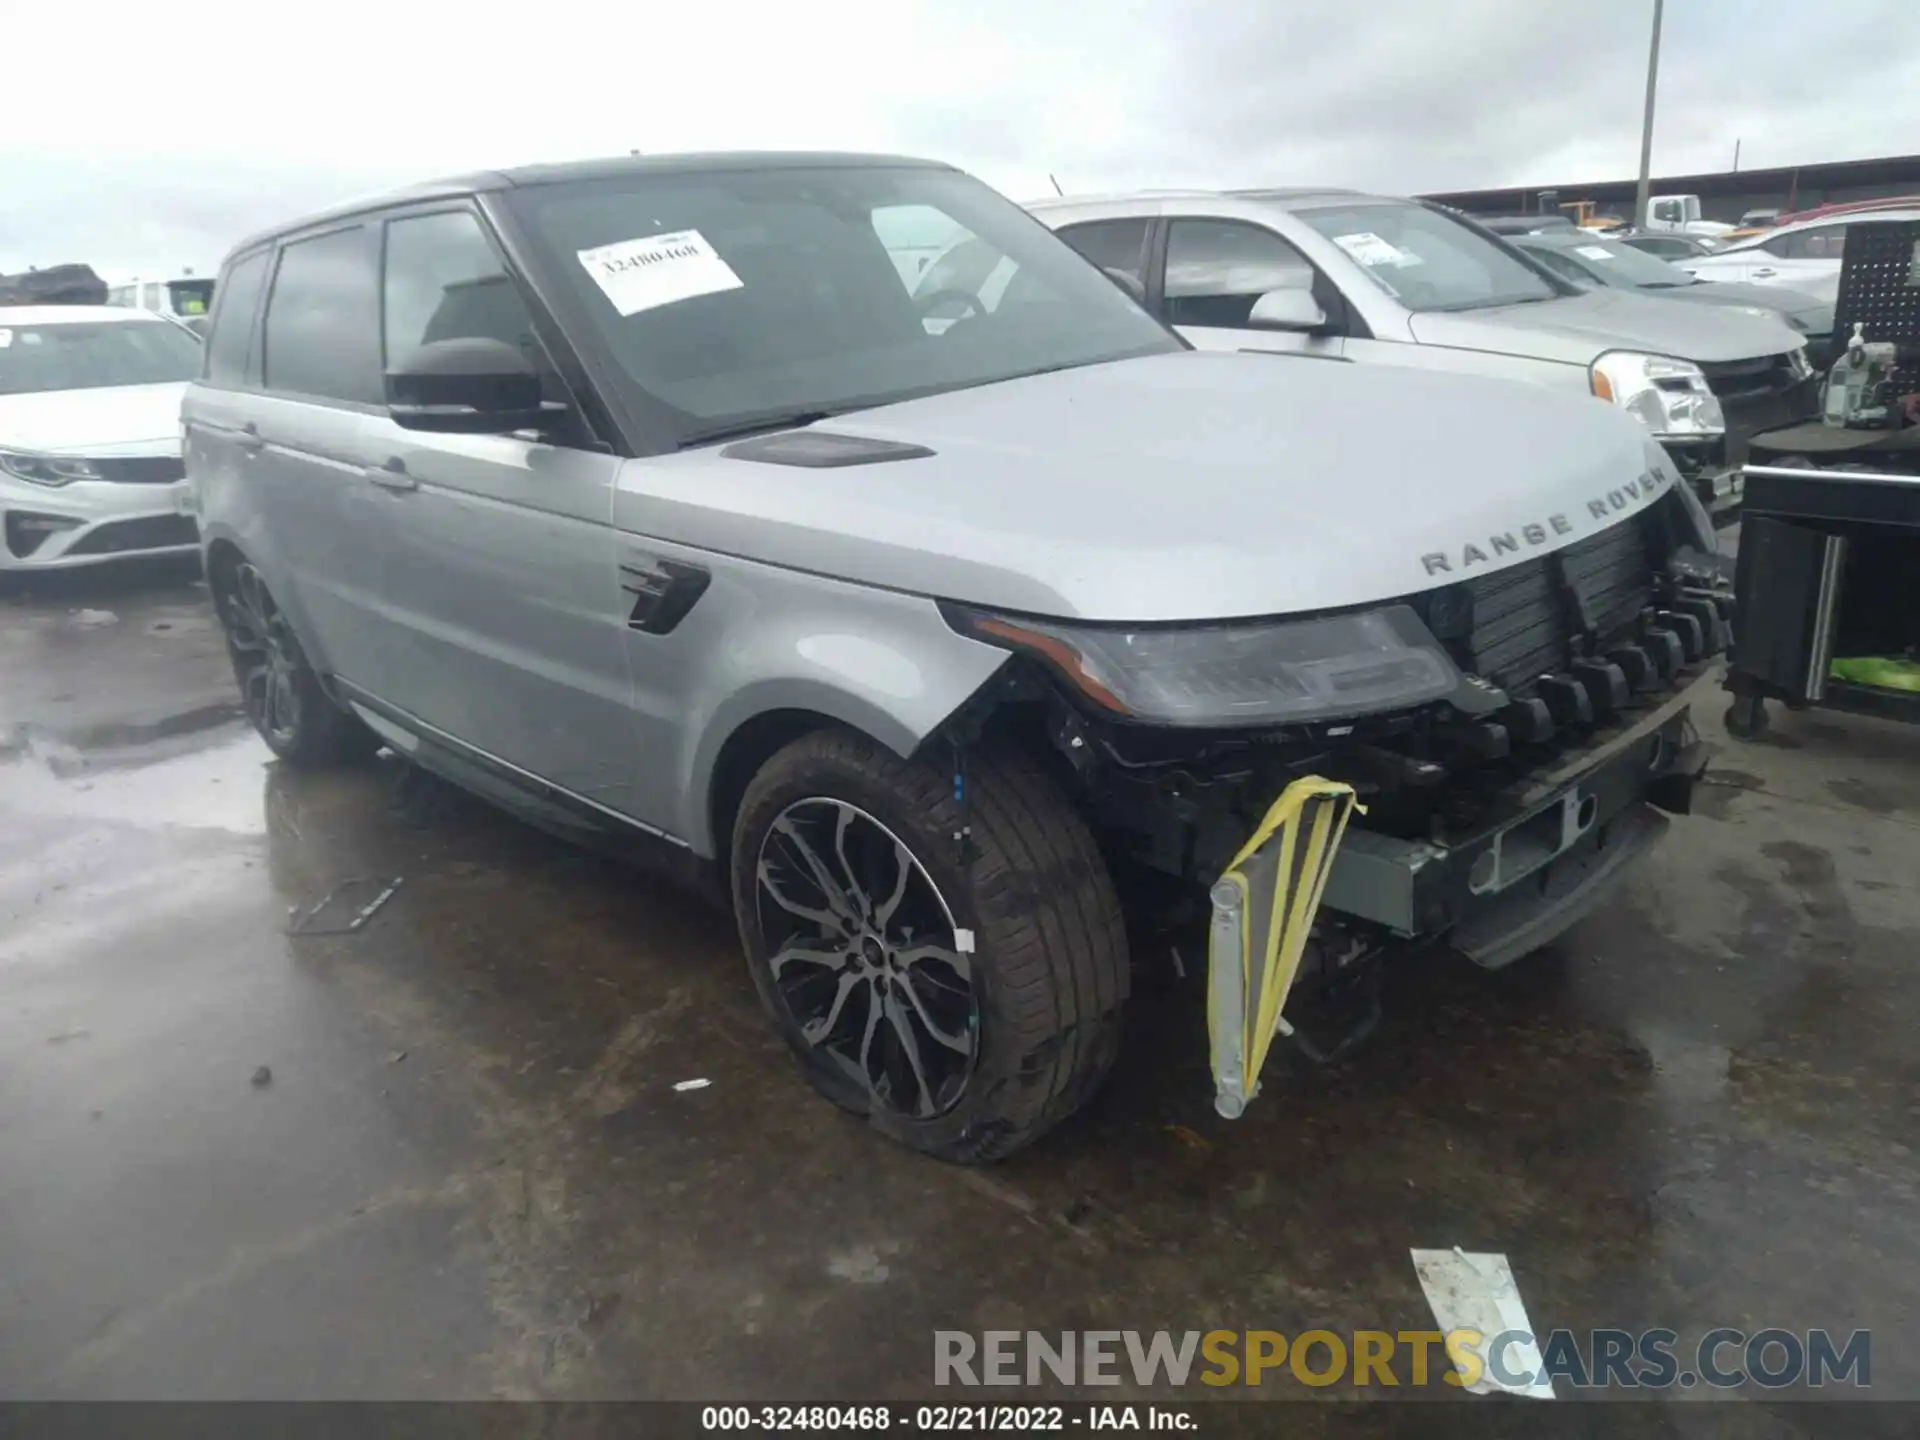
[731,728,1129,1163]
[1724,694,1770,741]
[212,558,378,768]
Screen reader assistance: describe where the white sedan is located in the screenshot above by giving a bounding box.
[0,306,201,573]
[1681,208,1920,304]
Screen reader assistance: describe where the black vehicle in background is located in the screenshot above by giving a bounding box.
[0,264,108,306]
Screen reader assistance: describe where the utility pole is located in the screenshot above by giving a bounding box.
[1633,0,1664,228]
[1733,137,1741,173]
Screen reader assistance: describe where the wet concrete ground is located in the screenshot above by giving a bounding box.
[2,561,1917,1426]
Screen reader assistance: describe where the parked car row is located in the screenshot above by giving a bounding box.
[1030,186,1814,513]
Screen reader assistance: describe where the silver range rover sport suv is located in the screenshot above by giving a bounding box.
[186,153,1727,1161]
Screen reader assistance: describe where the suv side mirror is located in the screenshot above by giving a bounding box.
[386,337,565,434]
[1247,287,1330,332]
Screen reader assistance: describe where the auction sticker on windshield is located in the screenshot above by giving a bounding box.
[1333,232,1420,268]
[1577,245,1615,261]
[577,230,744,317]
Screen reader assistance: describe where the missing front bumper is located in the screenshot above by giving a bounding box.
[1447,801,1668,969]
[1317,668,1713,955]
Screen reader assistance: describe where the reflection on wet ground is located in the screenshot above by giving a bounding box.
[3,566,1919,1421]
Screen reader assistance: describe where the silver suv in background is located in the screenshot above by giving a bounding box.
[1505,229,1836,368]
[1030,188,1818,518]
[188,154,1723,1159]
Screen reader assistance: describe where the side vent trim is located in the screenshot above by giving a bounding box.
[620,556,711,635]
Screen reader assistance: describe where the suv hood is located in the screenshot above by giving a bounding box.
[1409,286,1803,366]
[621,351,1681,623]
[1660,280,1833,329]
[0,382,187,454]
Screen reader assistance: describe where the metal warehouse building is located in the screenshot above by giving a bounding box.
[1423,151,1920,223]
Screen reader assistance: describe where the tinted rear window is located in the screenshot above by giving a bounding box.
[1057,218,1152,284]
[263,226,381,404]
[206,251,269,387]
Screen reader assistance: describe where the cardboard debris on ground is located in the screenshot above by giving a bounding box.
[1410,1247,1555,1399]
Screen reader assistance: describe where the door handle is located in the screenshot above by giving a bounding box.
[368,457,418,492]
[236,422,266,454]
[1751,267,1777,278]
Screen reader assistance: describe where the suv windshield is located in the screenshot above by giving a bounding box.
[1296,201,1561,312]
[1527,235,1697,289]
[504,164,1180,445]
[0,318,202,395]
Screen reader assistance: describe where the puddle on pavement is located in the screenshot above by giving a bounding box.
[0,722,274,835]
[1634,1026,1733,1109]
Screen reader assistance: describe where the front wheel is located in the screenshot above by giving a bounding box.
[214,559,378,767]
[1724,693,1770,741]
[731,730,1129,1163]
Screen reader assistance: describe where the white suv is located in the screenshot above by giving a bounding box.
[1681,208,1920,302]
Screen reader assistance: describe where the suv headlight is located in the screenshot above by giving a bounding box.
[945,603,1463,727]
[1590,351,1725,439]
[0,450,103,487]
[1647,439,1719,554]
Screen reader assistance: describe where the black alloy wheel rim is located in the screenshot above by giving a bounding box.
[223,563,303,748]
[754,797,978,1118]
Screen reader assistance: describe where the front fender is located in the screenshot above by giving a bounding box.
[655,561,1009,855]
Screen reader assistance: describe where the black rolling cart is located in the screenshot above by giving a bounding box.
[1725,218,1920,739]
[1723,458,1920,737]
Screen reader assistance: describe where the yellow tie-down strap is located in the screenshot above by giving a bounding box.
[1207,776,1364,1119]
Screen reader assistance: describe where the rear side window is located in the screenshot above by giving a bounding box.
[383,210,538,366]
[205,251,268,387]
[263,226,381,404]
[1057,219,1151,285]
[1771,224,1847,260]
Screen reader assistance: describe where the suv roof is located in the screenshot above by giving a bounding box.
[1225,187,1368,206]
[226,151,954,263]
[1028,186,1370,213]
[1716,206,1920,253]
[1026,189,1231,209]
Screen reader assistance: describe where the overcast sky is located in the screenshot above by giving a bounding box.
[4,0,1917,277]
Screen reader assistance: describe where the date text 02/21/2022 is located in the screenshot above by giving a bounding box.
[699,1404,1195,1431]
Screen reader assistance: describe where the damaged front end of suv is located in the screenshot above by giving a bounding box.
[936,467,1727,1117]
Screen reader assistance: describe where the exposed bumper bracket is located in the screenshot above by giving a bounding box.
[1449,803,1670,969]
